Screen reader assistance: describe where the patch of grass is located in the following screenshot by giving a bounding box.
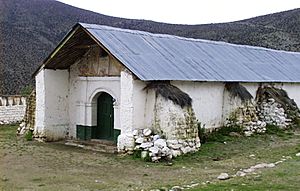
[0,125,18,140]
[191,157,300,191]
[198,125,243,144]
[265,124,285,136]
[25,130,33,141]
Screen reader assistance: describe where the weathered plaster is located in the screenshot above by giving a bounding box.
[171,81,224,129]
[35,69,69,141]
[120,70,134,133]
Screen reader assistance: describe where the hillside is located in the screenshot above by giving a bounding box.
[0,0,299,94]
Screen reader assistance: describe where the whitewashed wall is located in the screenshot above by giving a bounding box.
[0,96,26,124]
[132,79,155,130]
[277,83,300,108]
[130,81,300,131]
[129,81,225,130]
[35,69,69,141]
[172,81,224,129]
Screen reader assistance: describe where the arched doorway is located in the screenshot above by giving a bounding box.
[93,92,114,140]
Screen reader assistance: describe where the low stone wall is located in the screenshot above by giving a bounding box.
[0,95,26,124]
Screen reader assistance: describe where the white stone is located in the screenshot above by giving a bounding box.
[151,156,161,162]
[296,153,300,157]
[19,122,25,128]
[244,131,253,137]
[140,142,153,149]
[141,151,149,159]
[154,139,167,149]
[236,171,246,177]
[217,173,230,180]
[171,150,182,157]
[171,186,184,191]
[188,141,195,147]
[143,128,152,136]
[250,163,275,169]
[161,147,171,156]
[243,168,255,173]
[181,146,192,154]
[135,137,144,144]
[149,146,160,154]
[275,160,283,165]
[168,143,182,150]
[134,145,140,150]
[132,129,139,136]
[153,134,160,141]
[167,139,179,145]
[266,163,275,168]
[117,134,135,151]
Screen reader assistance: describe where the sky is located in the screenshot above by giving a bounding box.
[57,0,300,24]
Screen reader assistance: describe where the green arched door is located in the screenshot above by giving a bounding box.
[95,92,114,140]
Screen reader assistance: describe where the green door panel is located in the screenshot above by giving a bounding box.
[95,92,114,140]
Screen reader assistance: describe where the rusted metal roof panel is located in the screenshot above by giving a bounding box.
[79,23,300,82]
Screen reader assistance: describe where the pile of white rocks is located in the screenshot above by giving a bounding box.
[243,120,267,136]
[258,98,291,128]
[118,128,201,162]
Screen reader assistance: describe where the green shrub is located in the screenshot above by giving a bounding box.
[25,130,33,141]
[20,85,33,96]
[198,123,208,144]
[132,149,142,159]
[293,117,300,127]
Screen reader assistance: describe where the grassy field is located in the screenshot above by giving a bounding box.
[0,125,300,191]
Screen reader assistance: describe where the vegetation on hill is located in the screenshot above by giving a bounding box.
[0,0,299,94]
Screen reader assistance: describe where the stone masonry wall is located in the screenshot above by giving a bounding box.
[225,86,299,136]
[0,95,26,124]
[18,90,36,135]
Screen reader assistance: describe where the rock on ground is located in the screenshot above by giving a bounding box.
[217,173,230,180]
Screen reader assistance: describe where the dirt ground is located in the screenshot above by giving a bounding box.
[1,125,300,191]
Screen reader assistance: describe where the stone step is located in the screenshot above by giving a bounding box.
[65,139,118,154]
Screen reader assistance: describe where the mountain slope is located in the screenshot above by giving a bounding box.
[0,0,299,94]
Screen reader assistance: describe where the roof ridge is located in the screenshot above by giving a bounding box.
[79,22,300,56]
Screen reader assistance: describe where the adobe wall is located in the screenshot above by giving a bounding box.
[0,95,26,124]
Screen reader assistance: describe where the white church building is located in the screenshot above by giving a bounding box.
[33,23,300,152]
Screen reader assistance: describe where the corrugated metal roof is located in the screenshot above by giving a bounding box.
[80,23,300,82]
